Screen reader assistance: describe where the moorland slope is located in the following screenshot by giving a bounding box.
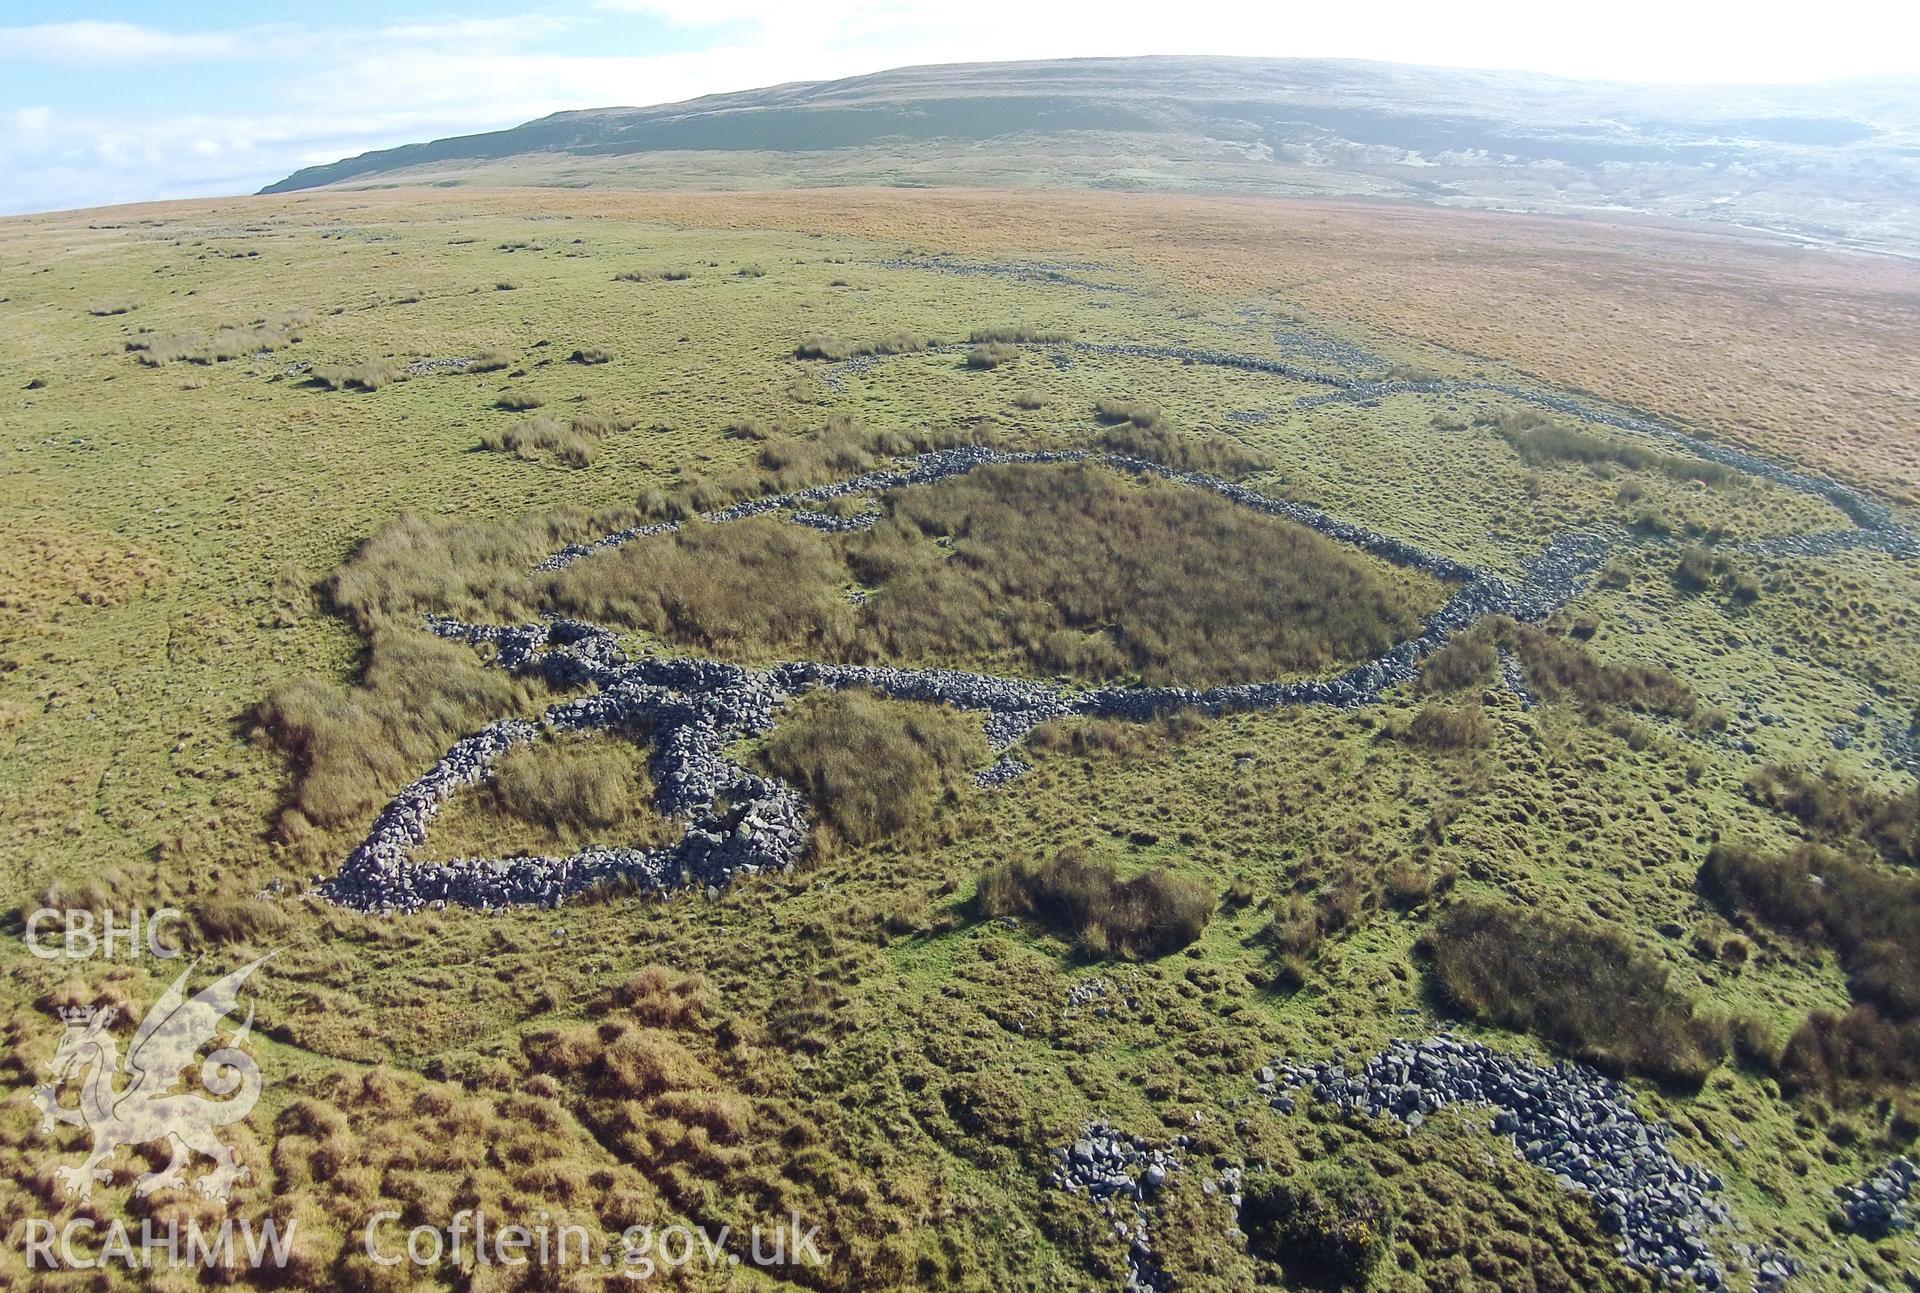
[261,55,1920,255]
[2,184,1918,1290]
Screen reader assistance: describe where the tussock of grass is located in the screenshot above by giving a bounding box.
[794,335,852,360]
[324,511,562,632]
[312,359,403,392]
[1699,844,1918,1007]
[1095,421,1270,475]
[748,415,912,480]
[1263,872,1369,982]
[550,514,854,653]
[1673,545,1763,602]
[495,389,546,411]
[614,267,692,282]
[1744,764,1919,866]
[756,690,984,849]
[977,846,1213,959]
[1777,1008,1920,1104]
[131,310,310,366]
[964,342,1018,369]
[1397,701,1492,750]
[1488,408,1733,485]
[1496,618,1694,716]
[1094,396,1161,428]
[1424,899,1726,1086]
[1418,629,1498,693]
[480,414,629,468]
[1025,717,1150,759]
[793,332,938,360]
[192,892,291,948]
[425,734,677,859]
[1700,842,1920,1097]
[255,626,546,841]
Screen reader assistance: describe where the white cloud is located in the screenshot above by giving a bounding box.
[11,105,54,136]
[0,21,252,65]
[0,16,571,69]
[367,16,569,49]
[593,0,783,25]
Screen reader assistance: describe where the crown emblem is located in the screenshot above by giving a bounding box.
[36,954,273,1204]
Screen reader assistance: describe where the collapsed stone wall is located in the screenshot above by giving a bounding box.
[1047,1122,1183,1293]
[803,331,1911,541]
[321,333,1915,915]
[1265,1038,1731,1288]
[322,625,809,913]
[324,442,1624,914]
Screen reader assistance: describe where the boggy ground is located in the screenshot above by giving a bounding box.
[0,189,1917,1290]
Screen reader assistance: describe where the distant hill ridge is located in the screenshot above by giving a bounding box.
[262,55,1920,254]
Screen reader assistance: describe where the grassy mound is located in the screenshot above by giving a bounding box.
[1420,616,1694,717]
[560,461,1443,685]
[754,690,985,850]
[420,734,679,861]
[858,462,1442,685]
[256,627,549,842]
[1423,899,1726,1086]
[550,514,857,656]
[1701,843,1920,1098]
[977,846,1214,959]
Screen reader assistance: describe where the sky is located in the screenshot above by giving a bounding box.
[3,0,1918,216]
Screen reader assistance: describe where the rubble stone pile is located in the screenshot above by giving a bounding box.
[1048,1123,1183,1293]
[1834,1157,1916,1239]
[1263,1038,1730,1287]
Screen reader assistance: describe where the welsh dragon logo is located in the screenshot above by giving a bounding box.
[32,954,273,1202]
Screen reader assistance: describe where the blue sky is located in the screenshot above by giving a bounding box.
[4,1,1918,216]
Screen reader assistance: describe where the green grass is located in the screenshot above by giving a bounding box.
[0,193,1915,1292]
[977,846,1216,959]
[753,688,987,851]
[419,731,681,860]
[550,459,1450,685]
[1424,898,1729,1086]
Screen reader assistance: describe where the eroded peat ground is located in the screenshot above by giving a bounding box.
[1,190,1918,1291]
